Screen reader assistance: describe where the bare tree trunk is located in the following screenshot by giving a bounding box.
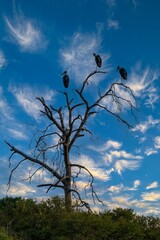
[63,138,72,209]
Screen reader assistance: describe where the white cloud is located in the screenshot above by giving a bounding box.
[89,139,122,153]
[103,140,122,150]
[128,64,159,108]
[0,87,13,120]
[107,19,119,30]
[154,136,160,149]
[133,180,140,188]
[7,128,28,140]
[59,32,110,85]
[107,180,140,194]
[0,50,7,69]
[5,12,48,52]
[101,82,136,114]
[114,159,140,175]
[146,181,158,190]
[108,195,134,209]
[5,182,36,197]
[108,184,123,193]
[73,180,89,191]
[110,150,142,160]
[91,140,143,175]
[72,154,110,181]
[9,85,55,120]
[103,148,143,173]
[132,115,160,133]
[141,191,160,201]
[145,148,158,156]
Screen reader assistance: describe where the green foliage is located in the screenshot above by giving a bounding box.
[0,227,13,240]
[0,197,160,240]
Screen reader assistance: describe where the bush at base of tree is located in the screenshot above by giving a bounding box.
[0,227,14,240]
[0,197,160,240]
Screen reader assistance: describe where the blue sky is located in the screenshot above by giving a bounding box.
[0,0,160,216]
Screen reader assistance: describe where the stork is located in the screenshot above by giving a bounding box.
[117,66,127,80]
[62,71,69,88]
[93,53,102,68]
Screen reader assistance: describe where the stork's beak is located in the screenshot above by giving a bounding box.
[62,71,67,75]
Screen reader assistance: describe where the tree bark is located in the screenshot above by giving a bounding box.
[63,136,72,209]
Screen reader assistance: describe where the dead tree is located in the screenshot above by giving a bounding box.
[6,68,136,211]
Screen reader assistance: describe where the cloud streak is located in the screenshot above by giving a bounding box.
[107,19,120,30]
[9,85,55,120]
[128,64,159,108]
[5,12,48,52]
[146,181,158,190]
[132,115,160,134]
[72,154,111,181]
[59,32,110,85]
[0,50,7,69]
[141,191,160,202]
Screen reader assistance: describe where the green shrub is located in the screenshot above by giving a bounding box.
[0,228,13,240]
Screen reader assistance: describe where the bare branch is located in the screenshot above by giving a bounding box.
[96,104,133,129]
[36,97,64,132]
[37,184,64,193]
[7,158,26,192]
[68,189,92,212]
[24,166,43,182]
[80,70,108,94]
[5,141,62,181]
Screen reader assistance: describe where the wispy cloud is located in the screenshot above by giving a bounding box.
[154,136,160,149]
[59,31,110,85]
[0,87,13,121]
[72,154,110,181]
[7,128,28,140]
[106,0,120,31]
[7,183,36,197]
[108,180,140,193]
[5,11,48,52]
[132,115,160,134]
[108,195,134,209]
[146,181,158,190]
[107,19,119,30]
[141,191,160,202]
[9,85,55,120]
[133,179,141,188]
[114,159,140,175]
[145,148,158,156]
[0,50,7,69]
[89,139,142,175]
[128,64,159,108]
[89,139,122,153]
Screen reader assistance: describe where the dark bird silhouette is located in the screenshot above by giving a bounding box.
[117,66,127,80]
[62,71,69,88]
[93,53,102,68]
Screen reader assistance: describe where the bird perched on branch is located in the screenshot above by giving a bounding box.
[62,71,69,88]
[93,53,102,68]
[117,66,127,80]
